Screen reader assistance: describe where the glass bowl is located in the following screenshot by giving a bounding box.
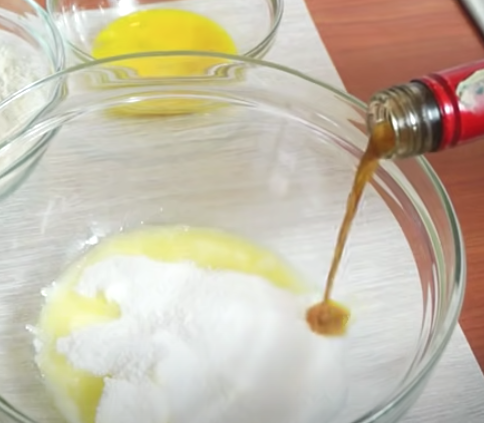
[0,0,65,144]
[46,0,283,64]
[0,52,464,423]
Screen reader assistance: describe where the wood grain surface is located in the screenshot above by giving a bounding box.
[35,0,484,367]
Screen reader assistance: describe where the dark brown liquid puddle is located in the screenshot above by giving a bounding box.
[306,121,396,336]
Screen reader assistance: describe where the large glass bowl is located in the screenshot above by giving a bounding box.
[47,0,282,63]
[0,52,465,423]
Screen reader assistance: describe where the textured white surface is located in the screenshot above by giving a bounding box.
[50,255,346,423]
[268,0,484,422]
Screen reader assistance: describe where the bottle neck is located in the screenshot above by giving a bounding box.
[366,82,442,159]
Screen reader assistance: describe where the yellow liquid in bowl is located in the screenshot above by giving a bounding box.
[36,227,305,423]
[92,9,237,116]
[92,9,237,77]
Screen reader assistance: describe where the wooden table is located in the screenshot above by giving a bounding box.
[36,0,484,368]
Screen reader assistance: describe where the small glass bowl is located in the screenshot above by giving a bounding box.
[0,52,465,423]
[46,0,283,63]
[0,0,65,158]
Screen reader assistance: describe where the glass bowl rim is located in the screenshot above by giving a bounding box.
[0,50,466,423]
[45,0,284,61]
[0,0,66,169]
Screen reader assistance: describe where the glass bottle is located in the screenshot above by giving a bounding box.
[367,59,484,159]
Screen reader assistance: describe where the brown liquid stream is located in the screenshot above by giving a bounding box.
[306,121,396,336]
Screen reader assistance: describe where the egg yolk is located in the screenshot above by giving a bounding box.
[92,9,237,78]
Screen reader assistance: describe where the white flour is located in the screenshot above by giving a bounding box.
[54,255,347,423]
[0,31,51,167]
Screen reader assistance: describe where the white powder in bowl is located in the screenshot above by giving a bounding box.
[0,30,52,170]
[45,255,347,423]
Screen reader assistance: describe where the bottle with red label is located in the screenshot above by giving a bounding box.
[366,60,484,159]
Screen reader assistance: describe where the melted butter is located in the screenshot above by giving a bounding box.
[36,226,306,423]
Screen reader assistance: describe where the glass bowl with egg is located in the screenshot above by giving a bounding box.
[0,0,65,185]
[0,52,464,423]
[46,0,283,64]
